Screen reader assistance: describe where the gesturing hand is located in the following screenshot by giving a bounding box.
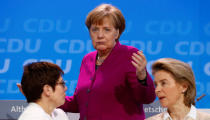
[131,51,147,80]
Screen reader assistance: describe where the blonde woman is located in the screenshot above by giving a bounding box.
[147,58,210,120]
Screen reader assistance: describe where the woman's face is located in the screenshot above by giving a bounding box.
[89,17,119,53]
[154,70,186,108]
[51,76,67,107]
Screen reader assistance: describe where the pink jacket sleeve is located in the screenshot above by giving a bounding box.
[59,88,79,113]
[126,48,156,104]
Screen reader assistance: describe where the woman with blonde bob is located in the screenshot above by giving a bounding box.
[147,58,210,120]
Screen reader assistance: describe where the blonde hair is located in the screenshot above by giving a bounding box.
[85,4,125,41]
[152,58,196,107]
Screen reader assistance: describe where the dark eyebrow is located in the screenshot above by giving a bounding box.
[104,26,114,29]
[58,78,64,82]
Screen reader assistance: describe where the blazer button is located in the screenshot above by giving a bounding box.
[84,116,87,120]
[87,89,90,93]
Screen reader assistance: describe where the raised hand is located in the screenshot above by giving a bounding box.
[131,51,147,80]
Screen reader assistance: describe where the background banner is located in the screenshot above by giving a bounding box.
[1,0,210,119]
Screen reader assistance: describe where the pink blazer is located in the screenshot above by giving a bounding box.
[60,42,156,120]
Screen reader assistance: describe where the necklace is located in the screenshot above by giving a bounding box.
[97,56,104,63]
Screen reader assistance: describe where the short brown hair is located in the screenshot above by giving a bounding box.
[21,62,64,103]
[85,4,125,41]
[152,58,196,107]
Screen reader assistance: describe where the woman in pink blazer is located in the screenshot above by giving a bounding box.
[146,58,210,120]
[60,3,156,120]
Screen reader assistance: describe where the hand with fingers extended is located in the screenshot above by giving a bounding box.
[131,51,147,80]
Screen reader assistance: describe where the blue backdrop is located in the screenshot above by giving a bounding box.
[1,0,210,109]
